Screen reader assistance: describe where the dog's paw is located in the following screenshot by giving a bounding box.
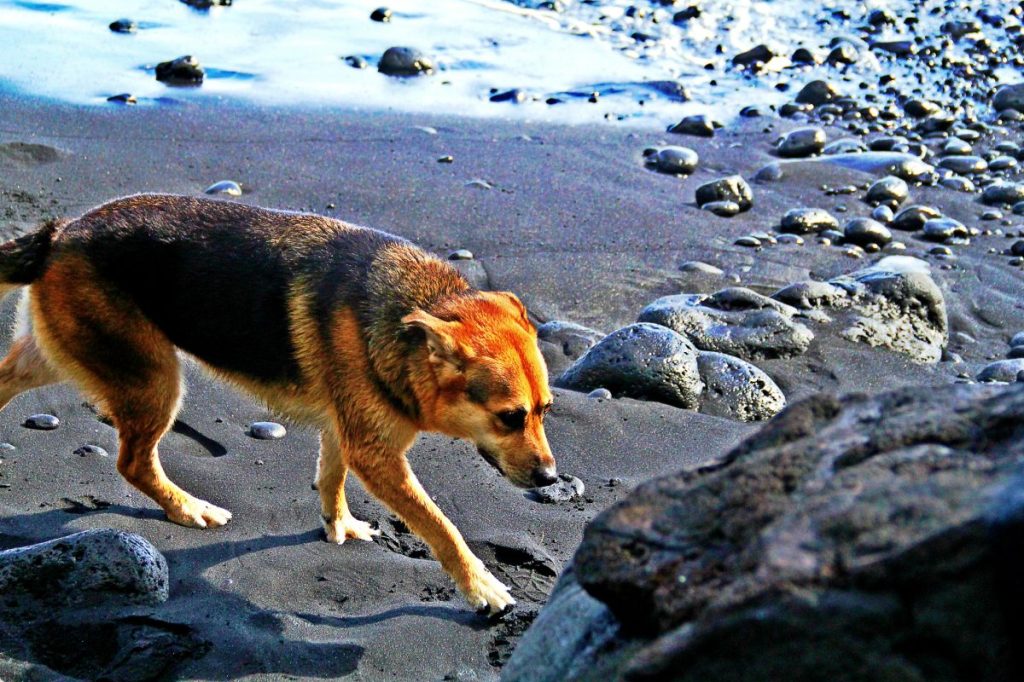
[167,497,233,529]
[322,514,380,544]
[463,566,516,615]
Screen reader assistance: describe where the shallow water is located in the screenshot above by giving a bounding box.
[0,0,1020,125]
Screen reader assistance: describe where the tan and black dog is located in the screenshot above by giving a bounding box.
[0,194,558,613]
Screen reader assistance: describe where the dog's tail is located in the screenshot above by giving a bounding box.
[0,218,61,299]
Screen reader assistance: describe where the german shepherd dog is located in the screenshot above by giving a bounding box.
[0,194,558,614]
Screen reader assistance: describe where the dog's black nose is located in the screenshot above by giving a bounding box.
[531,467,559,487]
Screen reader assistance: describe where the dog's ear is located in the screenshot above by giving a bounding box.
[402,310,467,371]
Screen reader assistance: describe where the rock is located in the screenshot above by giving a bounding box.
[942,138,972,155]
[447,248,473,260]
[732,44,775,68]
[777,127,826,158]
[537,320,604,362]
[155,55,204,85]
[780,208,838,234]
[695,351,785,422]
[525,474,585,504]
[587,388,612,400]
[109,18,137,33]
[790,47,818,64]
[204,180,242,196]
[871,205,894,223]
[107,93,137,104]
[638,289,813,360]
[23,413,59,430]
[679,261,723,275]
[734,236,761,248]
[1010,331,1024,348]
[771,280,848,309]
[344,55,368,69]
[982,182,1024,206]
[248,421,286,439]
[378,47,434,76]
[0,529,168,615]
[890,204,941,231]
[702,200,740,217]
[977,359,1024,382]
[370,6,392,22]
[993,83,1024,112]
[694,175,752,212]
[843,218,892,247]
[989,156,1018,172]
[555,324,704,410]
[903,99,939,118]
[490,89,528,103]
[667,114,716,138]
[74,444,109,457]
[822,138,867,154]
[864,176,908,208]
[937,155,988,175]
[526,383,1024,681]
[922,217,968,243]
[794,80,840,105]
[648,146,698,175]
[753,162,783,182]
[887,157,935,184]
[826,42,858,65]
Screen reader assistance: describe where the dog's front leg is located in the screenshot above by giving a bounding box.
[349,446,515,614]
[316,427,379,543]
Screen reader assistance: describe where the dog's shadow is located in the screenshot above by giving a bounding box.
[0,505,492,680]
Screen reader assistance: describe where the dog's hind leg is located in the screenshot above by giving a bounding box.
[30,256,231,528]
[0,334,61,411]
[316,426,379,543]
[346,441,515,614]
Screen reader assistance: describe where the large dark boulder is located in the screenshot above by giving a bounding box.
[505,382,1024,681]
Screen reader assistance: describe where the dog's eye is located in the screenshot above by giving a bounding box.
[497,408,527,430]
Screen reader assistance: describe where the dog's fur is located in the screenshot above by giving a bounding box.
[0,194,558,613]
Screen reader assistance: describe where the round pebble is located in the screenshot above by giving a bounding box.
[651,146,699,175]
[667,114,716,137]
[249,421,286,440]
[448,249,473,260]
[703,200,741,217]
[780,208,838,234]
[1009,331,1024,348]
[587,388,612,399]
[23,414,59,430]
[74,445,109,457]
[204,180,242,196]
[109,18,137,33]
[891,204,941,231]
[777,127,826,158]
[370,7,392,22]
[843,218,892,247]
[378,46,434,76]
[922,217,968,243]
[865,176,909,208]
[734,236,762,247]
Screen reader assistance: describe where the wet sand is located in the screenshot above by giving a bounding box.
[2,94,1024,679]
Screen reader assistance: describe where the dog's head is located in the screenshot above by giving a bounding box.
[403,291,557,488]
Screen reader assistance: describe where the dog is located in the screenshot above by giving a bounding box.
[0,194,558,614]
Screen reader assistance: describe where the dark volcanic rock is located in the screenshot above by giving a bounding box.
[638,289,813,360]
[732,44,775,68]
[937,155,988,175]
[694,175,752,212]
[555,323,703,409]
[982,182,1024,206]
[794,79,840,105]
[922,217,968,243]
[648,146,699,175]
[992,83,1024,112]
[702,200,740,217]
[777,127,826,158]
[667,114,717,138]
[23,413,59,430]
[0,529,168,614]
[864,175,908,208]
[695,351,785,422]
[509,383,1024,681]
[891,204,941,231]
[378,46,434,76]
[155,55,204,85]
[109,18,137,33]
[843,217,892,247]
[780,208,838,234]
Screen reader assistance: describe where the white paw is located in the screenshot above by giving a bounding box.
[167,496,233,529]
[322,514,380,544]
[463,566,516,615]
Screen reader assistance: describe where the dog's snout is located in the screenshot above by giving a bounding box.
[531,466,559,487]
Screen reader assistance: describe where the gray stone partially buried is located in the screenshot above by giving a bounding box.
[696,351,786,422]
[555,323,704,409]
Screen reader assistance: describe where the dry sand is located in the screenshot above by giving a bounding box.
[1,94,1023,679]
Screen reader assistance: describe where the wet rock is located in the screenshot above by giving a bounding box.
[992,83,1024,112]
[378,47,434,76]
[695,351,785,422]
[864,176,908,208]
[667,114,716,138]
[1011,331,1024,348]
[0,529,168,615]
[794,79,840,106]
[703,200,740,217]
[679,261,723,276]
[977,359,1024,383]
[447,248,473,260]
[871,205,894,223]
[370,7,392,22]
[887,157,935,184]
[942,138,972,155]
[982,182,1024,206]
[109,18,137,33]
[587,388,612,400]
[734,236,761,248]
[753,162,783,182]
[638,289,813,360]
[871,39,915,56]
[790,47,818,64]
[940,176,976,193]
[890,204,941,231]
[204,180,241,196]
[780,208,838,234]
[694,175,752,212]
[344,55,368,69]
[155,55,204,85]
[106,93,137,104]
[23,413,59,430]
[648,146,698,175]
[525,474,585,504]
[777,127,826,158]
[903,99,939,118]
[937,155,988,175]
[732,44,775,69]
[490,89,528,103]
[248,421,286,439]
[843,218,892,247]
[922,217,968,243]
[537,320,604,363]
[525,383,1024,682]
[825,42,858,65]
[555,324,703,409]
[989,156,1018,172]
